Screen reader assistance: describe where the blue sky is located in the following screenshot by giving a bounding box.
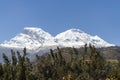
[0,0,120,45]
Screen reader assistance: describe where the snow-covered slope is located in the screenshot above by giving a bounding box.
[0,27,115,53]
[0,27,115,62]
[55,28,114,47]
[1,27,57,50]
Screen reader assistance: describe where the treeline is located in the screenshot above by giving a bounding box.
[0,45,120,80]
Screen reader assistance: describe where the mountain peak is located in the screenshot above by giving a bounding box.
[22,27,53,39]
[55,28,87,41]
[55,28,115,47]
[1,27,56,49]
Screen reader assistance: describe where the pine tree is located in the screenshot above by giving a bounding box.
[11,50,17,80]
[0,63,4,79]
[2,53,11,80]
[17,48,27,80]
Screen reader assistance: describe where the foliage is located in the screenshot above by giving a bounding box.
[0,45,120,80]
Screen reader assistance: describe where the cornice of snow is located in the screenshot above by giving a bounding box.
[24,27,43,30]
[66,28,84,33]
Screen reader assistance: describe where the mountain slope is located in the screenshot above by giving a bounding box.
[55,28,114,47]
[0,27,115,54]
[1,27,57,50]
[0,27,115,62]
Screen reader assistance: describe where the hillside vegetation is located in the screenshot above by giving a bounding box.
[0,44,120,80]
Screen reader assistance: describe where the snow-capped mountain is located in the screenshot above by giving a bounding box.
[55,29,114,47]
[0,27,115,49]
[0,27,115,62]
[1,27,57,50]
